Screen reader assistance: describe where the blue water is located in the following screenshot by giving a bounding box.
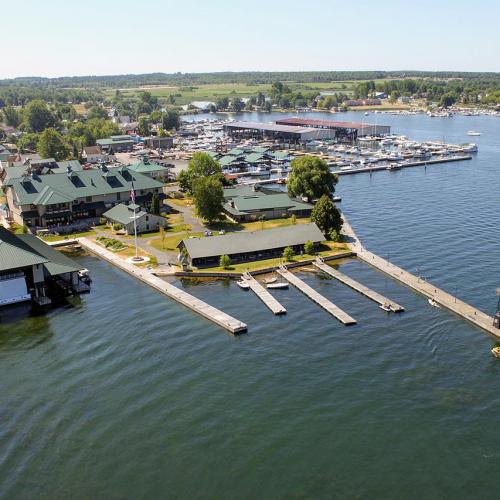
[0,112,499,499]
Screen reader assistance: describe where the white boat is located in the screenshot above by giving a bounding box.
[380,303,392,312]
[467,131,481,136]
[236,280,250,290]
[265,276,278,284]
[266,282,289,290]
[428,298,441,308]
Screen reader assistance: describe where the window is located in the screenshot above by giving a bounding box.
[86,196,92,202]
[117,192,121,201]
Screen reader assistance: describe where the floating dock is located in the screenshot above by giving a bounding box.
[313,258,404,312]
[341,218,500,339]
[77,238,247,334]
[242,273,286,315]
[332,155,472,176]
[277,266,356,325]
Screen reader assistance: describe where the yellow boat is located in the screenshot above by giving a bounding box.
[491,347,500,358]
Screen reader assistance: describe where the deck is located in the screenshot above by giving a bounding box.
[242,273,286,315]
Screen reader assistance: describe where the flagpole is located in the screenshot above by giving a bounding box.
[133,206,138,259]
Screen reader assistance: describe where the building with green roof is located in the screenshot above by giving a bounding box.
[222,185,313,222]
[103,203,165,235]
[3,166,164,229]
[178,222,324,267]
[0,227,88,307]
[127,157,171,181]
[96,135,135,152]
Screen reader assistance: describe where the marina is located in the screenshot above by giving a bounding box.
[241,272,287,315]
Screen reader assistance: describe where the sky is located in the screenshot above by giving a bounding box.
[2,0,500,78]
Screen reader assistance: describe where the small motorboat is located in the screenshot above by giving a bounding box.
[491,346,500,358]
[466,131,481,136]
[266,282,289,290]
[236,280,250,290]
[428,298,440,308]
[380,303,392,312]
[265,276,278,284]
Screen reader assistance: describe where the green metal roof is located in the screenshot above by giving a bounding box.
[8,167,163,206]
[179,223,324,260]
[0,227,48,272]
[103,203,147,226]
[227,148,245,156]
[96,138,134,146]
[2,160,83,183]
[244,152,265,163]
[219,155,240,167]
[128,159,168,174]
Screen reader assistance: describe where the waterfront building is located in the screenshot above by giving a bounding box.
[127,157,171,181]
[144,136,173,150]
[3,165,164,229]
[0,227,89,307]
[223,185,313,222]
[96,135,135,152]
[102,203,165,235]
[178,222,324,267]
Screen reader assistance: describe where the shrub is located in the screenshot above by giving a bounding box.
[219,254,231,269]
[304,240,315,255]
[112,223,123,231]
[283,246,295,262]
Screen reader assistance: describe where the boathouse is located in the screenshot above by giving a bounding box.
[177,222,325,267]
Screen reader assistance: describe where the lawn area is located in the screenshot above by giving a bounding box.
[241,217,310,232]
[168,197,193,208]
[39,230,97,242]
[203,242,351,273]
[149,232,204,252]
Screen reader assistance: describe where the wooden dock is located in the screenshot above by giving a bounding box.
[341,218,500,339]
[77,238,247,334]
[277,266,356,325]
[313,258,404,312]
[242,273,286,315]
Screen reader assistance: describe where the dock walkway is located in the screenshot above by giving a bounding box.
[277,266,356,325]
[313,258,404,312]
[341,219,500,338]
[77,238,247,334]
[242,273,286,315]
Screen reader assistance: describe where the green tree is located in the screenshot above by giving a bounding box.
[138,116,151,136]
[23,100,56,132]
[231,98,244,112]
[311,194,343,235]
[37,128,70,160]
[18,132,40,152]
[161,109,180,130]
[3,106,21,127]
[283,246,295,262]
[304,240,315,255]
[440,92,457,108]
[181,152,223,193]
[192,176,223,224]
[219,254,231,269]
[151,192,160,215]
[87,106,109,120]
[287,156,337,202]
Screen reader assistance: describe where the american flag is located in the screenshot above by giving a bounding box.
[130,181,136,204]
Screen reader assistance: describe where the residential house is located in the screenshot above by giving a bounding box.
[127,157,171,181]
[103,203,165,235]
[82,146,109,164]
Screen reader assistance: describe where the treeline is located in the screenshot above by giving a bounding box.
[2,71,500,89]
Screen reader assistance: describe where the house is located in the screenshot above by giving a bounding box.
[122,122,139,134]
[127,157,171,181]
[82,146,109,164]
[96,135,135,153]
[3,165,164,229]
[222,185,313,222]
[103,203,165,235]
[177,222,325,267]
[0,226,89,308]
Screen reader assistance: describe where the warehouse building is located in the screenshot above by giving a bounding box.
[275,118,391,140]
[96,135,135,152]
[223,121,336,143]
[178,222,325,267]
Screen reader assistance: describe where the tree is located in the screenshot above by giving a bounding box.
[161,109,180,130]
[231,98,244,112]
[87,106,108,120]
[440,92,457,108]
[18,132,40,152]
[311,194,343,235]
[151,192,160,215]
[37,128,70,160]
[264,101,272,112]
[219,254,231,269]
[23,100,56,132]
[138,116,150,136]
[181,152,223,193]
[283,246,295,262]
[3,106,21,127]
[287,156,337,202]
[192,176,224,224]
[304,240,315,255]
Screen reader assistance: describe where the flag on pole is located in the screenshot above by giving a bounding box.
[130,181,136,204]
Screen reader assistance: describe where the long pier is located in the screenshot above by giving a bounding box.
[277,266,356,325]
[77,238,247,334]
[313,258,404,312]
[341,219,500,338]
[242,273,286,315]
[332,155,472,176]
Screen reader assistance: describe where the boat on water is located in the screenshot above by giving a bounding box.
[491,346,500,358]
[428,298,441,308]
[266,282,289,290]
[386,163,402,171]
[236,280,250,290]
[380,303,393,312]
[467,131,481,136]
[265,276,277,284]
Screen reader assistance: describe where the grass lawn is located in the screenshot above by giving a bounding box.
[203,242,351,273]
[39,230,96,242]
[149,232,204,252]
[168,197,193,208]
[241,217,310,232]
